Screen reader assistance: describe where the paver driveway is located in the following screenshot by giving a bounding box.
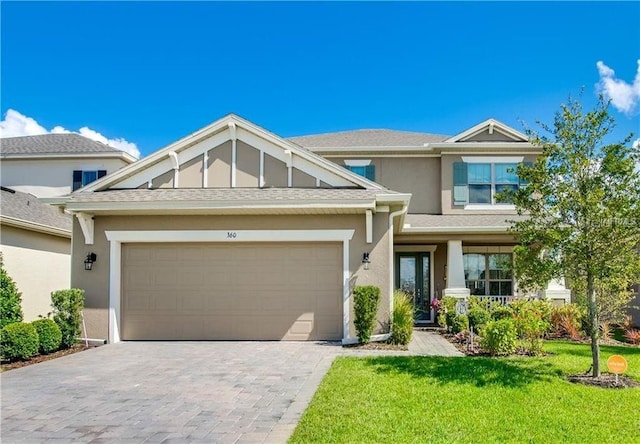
[1,341,342,443]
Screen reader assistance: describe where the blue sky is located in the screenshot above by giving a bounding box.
[2,1,639,158]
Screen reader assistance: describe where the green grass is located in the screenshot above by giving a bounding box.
[290,341,640,443]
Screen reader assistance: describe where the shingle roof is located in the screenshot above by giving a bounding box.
[1,133,121,156]
[404,213,527,229]
[0,187,71,231]
[288,129,449,148]
[68,187,400,203]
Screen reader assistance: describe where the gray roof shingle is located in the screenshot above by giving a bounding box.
[1,134,121,156]
[68,188,401,203]
[0,187,71,231]
[288,129,449,148]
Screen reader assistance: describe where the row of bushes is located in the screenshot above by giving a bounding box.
[437,297,578,356]
[1,289,85,362]
[1,319,62,360]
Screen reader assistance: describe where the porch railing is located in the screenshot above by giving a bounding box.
[471,295,516,307]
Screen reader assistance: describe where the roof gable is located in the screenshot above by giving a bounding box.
[79,114,384,193]
[445,119,528,143]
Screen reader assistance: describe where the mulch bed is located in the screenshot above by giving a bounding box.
[1,344,95,372]
[567,373,639,389]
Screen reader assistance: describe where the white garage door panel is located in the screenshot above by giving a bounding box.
[121,242,342,340]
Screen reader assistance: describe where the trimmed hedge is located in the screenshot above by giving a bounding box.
[1,322,39,361]
[32,319,62,354]
[353,286,380,344]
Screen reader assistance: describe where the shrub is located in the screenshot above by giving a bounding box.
[509,300,552,355]
[1,322,39,361]
[51,288,85,349]
[624,328,640,345]
[440,296,457,314]
[31,319,62,354]
[490,305,513,321]
[451,314,469,335]
[481,319,517,356]
[440,296,460,330]
[0,256,24,329]
[550,303,583,339]
[353,286,380,344]
[389,290,414,345]
[468,307,490,329]
[437,312,447,328]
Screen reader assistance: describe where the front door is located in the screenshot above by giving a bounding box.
[396,253,432,322]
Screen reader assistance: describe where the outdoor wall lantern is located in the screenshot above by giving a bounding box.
[84,253,97,271]
[362,252,371,270]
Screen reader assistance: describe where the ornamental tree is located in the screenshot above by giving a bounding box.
[511,95,640,377]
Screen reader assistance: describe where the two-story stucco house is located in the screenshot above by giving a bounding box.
[51,114,577,344]
[0,134,136,321]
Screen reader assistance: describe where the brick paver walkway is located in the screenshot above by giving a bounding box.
[1,331,462,443]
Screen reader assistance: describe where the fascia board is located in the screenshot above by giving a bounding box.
[429,142,538,150]
[65,199,377,213]
[401,225,510,234]
[0,216,71,238]
[375,193,412,205]
[307,146,436,153]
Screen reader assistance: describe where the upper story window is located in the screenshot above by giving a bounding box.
[454,160,529,206]
[344,160,375,181]
[73,170,106,191]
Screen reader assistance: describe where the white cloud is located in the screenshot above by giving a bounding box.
[596,60,640,115]
[0,109,140,158]
[634,138,639,149]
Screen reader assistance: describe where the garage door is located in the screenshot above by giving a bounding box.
[121,242,342,341]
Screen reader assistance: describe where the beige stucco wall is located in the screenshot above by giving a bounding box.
[0,158,130,198]
[71,212,391,341]
[441,154,538,214]
[328,157,441,213]
[0,225,71,321]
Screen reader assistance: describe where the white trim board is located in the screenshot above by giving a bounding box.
[104,229,355,344]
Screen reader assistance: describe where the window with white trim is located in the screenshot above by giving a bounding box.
[73,170,106,191]
[454,162,528,205]
[464,253,513,296]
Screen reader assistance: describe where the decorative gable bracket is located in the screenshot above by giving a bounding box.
[75,212,94,245]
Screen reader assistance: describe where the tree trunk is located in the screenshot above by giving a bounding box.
[587,272,600,377]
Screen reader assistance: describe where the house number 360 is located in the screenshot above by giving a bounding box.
[227,232,237,239]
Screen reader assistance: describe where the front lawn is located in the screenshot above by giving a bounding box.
[290,341,640,443]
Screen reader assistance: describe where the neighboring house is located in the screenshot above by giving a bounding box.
[0,187,71,321]
[1,133,136,198]
[52,114,575,344]
[0,134,135,320]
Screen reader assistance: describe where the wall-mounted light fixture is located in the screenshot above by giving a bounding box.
[362,252,371,270]
[84,253,97,271]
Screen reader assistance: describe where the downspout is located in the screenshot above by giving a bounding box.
[342,204,408,346]
[388,205,408,335]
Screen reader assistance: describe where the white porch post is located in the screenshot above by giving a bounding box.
[444,240,470,299]
[538,278,571,304]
